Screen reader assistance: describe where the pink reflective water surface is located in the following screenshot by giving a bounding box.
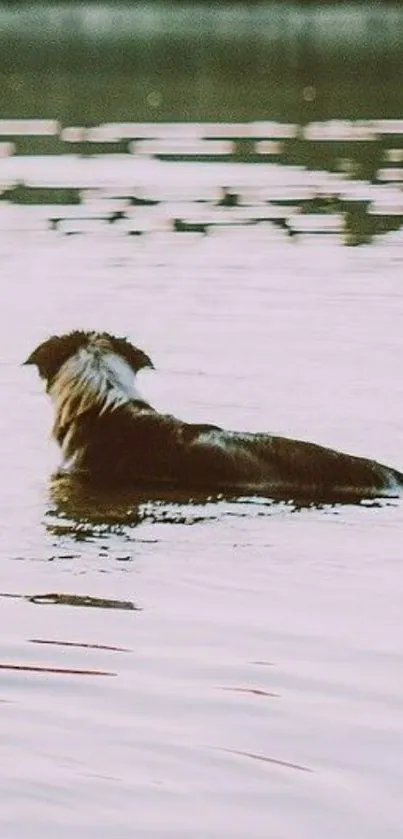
[1,176,403,838]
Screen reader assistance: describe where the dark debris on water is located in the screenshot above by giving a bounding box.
[0,591,139,611]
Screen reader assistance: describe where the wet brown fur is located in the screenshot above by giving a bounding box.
[24,331,403,502]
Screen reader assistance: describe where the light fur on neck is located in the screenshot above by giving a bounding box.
[49,346,144,435]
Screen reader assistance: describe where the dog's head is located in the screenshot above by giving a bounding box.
[24,331,154,388]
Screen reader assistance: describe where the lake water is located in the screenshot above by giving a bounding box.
[1,4,403,837]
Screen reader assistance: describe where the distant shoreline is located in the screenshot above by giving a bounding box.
[1,0,402,9]
[1,0,401,5]
[1,0,402,124]
[1,1,402,42]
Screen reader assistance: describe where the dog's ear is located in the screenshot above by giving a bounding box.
[109,337,154,373]
[23,332,89,382]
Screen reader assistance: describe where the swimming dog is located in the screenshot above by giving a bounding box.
[24,330,403,502]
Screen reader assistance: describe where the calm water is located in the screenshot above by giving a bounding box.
[1,4,403,836]
[1,173,403,836]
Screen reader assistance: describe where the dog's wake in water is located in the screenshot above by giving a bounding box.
[24,330,403,504]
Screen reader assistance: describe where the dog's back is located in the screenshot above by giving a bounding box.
[60,401,403,500]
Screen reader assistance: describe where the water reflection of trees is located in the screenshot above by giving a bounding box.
[1,4,402,123]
